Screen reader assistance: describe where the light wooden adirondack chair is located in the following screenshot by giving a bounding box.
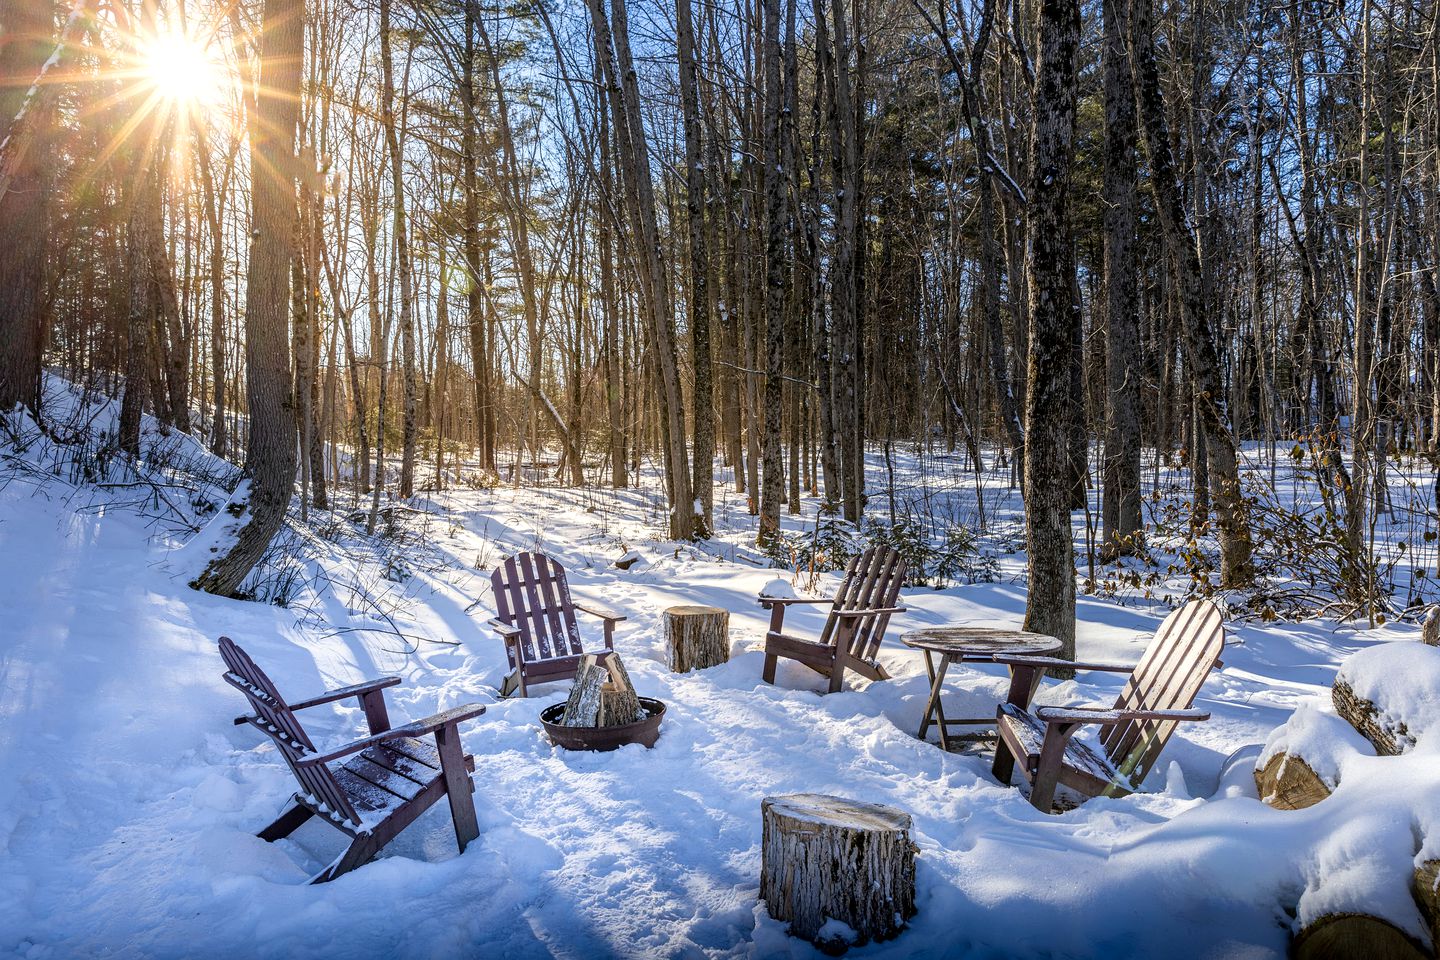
[219,637,485,882]
[487,551,627,697]
[760,546,908,694]
[991,599,1225,812]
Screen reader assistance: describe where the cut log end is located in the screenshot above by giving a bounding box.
[1292,913,1431,960]
[664,605,730,674]
[1255,752,1332,810]
[760,793,916,953]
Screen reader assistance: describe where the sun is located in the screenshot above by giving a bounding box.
[143,31,223,108]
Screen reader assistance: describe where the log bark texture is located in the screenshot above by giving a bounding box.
[1292,913,1430,960]
[1414,858,1440,949]
[665,605,730,673]
[1254,752,1332,810]
[760,793,916,952]
[1333,678,1412,757]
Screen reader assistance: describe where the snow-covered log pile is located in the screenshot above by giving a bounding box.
[1256,640,1440,957]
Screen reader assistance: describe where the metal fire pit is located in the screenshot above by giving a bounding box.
[539,697,667,751]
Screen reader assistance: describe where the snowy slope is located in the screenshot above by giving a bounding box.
[2,418,1438,957]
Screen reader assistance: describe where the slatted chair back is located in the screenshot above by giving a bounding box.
[816,546,907,662]
[491,552,584,666]
[218,637,361,826]
[1100,600,1225,786]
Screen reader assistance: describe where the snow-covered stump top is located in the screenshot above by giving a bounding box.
[1332,641,1440,755]
[759,794,917,954]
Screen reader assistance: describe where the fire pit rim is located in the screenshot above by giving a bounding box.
[539,696,667,751]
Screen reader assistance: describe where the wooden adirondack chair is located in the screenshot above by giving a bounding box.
[760,546,908,694]
[219,637,485,882]
[991,599,1225,812]
[488,551,627,697]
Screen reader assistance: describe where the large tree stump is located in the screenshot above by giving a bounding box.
[664,605,730,673]
[1254,705,1375,810]
[560,653,643,727]
[1332,643,1440,756]
[760,794,916,953]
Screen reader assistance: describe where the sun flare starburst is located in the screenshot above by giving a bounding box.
[142,31,223,108]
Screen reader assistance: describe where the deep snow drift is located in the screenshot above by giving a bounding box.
[2,391,1438,959]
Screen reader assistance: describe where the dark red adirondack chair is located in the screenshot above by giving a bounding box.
[219,637,485,882]
[487,551,626,697]
[991,599,1226,812]
[760,546,908,694]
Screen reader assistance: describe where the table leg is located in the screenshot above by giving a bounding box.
[918,654,952,751]
[917,651,938,741]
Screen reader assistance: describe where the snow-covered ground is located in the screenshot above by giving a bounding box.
[2,383,1438,958]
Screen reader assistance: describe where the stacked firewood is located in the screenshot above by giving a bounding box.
[558,653,644,727]
[1255,635,1440,959]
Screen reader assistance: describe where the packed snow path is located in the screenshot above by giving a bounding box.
[1,478,1435,959]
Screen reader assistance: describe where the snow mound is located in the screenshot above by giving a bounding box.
[758,578,797,599]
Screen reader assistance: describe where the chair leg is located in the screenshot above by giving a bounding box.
[499,669,519,698]
[827,650,847,694]
[762,652,778,685]
[257,800,314,842]
[991,710,1017,785]
[435,723,480,853]
[312,833,381,884]
[1029,722,1079,813]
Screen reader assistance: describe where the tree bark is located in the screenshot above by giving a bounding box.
[676,0,712,529]
[757,0,786,546]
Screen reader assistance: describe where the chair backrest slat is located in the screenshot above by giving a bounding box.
[491,551,583,663]
[1101,600,1225,785]
[817,547,906,661]
[218,637,361,826]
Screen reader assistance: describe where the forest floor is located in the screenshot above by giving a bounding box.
[2,378,1438,959]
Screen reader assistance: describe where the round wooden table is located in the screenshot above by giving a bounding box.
[901,627,1062,750]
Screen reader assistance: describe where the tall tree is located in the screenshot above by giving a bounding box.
[1101,0,1141,553]
[193,0,305,595]
[1021,0,1081,666]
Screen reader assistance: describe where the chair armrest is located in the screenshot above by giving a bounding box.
[831,606,907,618]
[992,654,1136,673]
[299,704,487,766]
[758,597,832,608]
[1034,705,1210,726]
[289,676,403,711]
[575,600,627,622]
[488,618,522,640]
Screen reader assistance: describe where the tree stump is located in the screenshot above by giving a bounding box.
[664,605,730,673]
[1292,914,1430,960]
[560,653,643,727]
[1423,608,1440,647]
[760,793,916,953]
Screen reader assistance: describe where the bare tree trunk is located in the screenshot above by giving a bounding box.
[757,0,786,546]
[677,0,712,532]
[193,0,304,596]
[1021,0,1081,668]
[1101,0,1141,554]
[378,0,417,500]
[1129,0,1252,586]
